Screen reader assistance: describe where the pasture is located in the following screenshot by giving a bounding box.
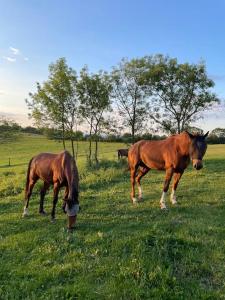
[0,134,225,299]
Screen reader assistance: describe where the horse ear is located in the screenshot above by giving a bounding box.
[185,131,194,139]
[204,131,209,138]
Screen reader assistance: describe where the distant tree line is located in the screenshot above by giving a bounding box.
[22,55,221,162]
[1,120,225,146]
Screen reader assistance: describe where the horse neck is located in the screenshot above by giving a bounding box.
[67,163,78,203]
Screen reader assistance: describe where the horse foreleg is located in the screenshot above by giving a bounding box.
[160,168,174,209]
[39,182,50,214]
[51,182,60,220]
[23,178,38,217]
[170,171,184,205]
[135,167,150,201]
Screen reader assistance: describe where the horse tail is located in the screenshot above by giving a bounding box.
[25,158,33,198]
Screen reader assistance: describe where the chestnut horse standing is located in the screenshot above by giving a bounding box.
[22,151,79,220]
[128,131,208,209]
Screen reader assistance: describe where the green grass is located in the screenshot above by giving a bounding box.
[0,134,225,299]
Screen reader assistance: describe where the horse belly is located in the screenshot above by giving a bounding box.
[142,154,165,170]
[36,168,53,184]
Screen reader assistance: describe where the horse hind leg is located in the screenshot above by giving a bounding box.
[130,162,140,204]
[39,182,50,215]
[23,177,38,217]
[136,166,150,201]
[51,182,60,221]
[160,168,174,210]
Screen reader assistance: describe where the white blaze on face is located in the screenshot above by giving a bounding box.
[160,192,167,209]
[170,188,177,204]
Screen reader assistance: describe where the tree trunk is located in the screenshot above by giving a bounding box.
[62,111,66,150]
[177,120,181,134]
[76,139,79,159]
[89,135,92,163]
[95,139,99,164]
[71,139,75,158]
[131,123,135,144]
[62,128,66,149]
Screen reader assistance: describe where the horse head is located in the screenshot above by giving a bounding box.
[186,131,209,170]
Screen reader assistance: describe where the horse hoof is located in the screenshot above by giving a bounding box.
[67,226,76,232]
[160,204,167,210]
[22,208,29,217]
[132,198,139,205]
[39,211,47,215]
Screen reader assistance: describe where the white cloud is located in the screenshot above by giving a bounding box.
[3,47,29,63]
[0,90,5,95]
[9,46,20,55]
[2,56,16,62]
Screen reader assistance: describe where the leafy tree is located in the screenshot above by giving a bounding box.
[111,58,149,143]
[77,67,111,163]
[210,128,225,137]
[143,55,220,133]
[26,57,79,154]
[185,126,204,135]
[0,118,21,142]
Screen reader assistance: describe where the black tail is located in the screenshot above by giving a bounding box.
[25,158,33,199]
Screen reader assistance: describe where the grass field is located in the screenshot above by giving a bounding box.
[0,134,225,299]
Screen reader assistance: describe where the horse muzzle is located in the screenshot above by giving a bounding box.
[193,159,203,170]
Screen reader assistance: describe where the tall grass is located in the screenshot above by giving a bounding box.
[0,134,225,299]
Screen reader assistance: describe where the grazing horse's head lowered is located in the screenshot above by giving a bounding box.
[186,131,209,170]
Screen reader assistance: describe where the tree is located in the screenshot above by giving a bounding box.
[111,58,149,143]
[185,126,204,135]
[26,57,79,154]
[143,55,220,133]
[0,118,21,143]
[77,67,111,163]
[210,128,225,137]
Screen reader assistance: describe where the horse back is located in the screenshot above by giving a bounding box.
[30,151,78,185]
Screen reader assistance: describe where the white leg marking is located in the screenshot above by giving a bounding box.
[22,207,29,217]
[138,186,142,200]
[170,188,177,205]
[132,197,138,204]
[160,192,167,209]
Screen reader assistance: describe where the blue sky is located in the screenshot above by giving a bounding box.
[0,0,224,130]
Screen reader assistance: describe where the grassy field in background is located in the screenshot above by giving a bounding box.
[0,134,225,299]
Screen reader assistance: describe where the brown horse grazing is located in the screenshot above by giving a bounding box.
[128,131,209,209]
[118,149,129,159]
[22,150,79,220]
